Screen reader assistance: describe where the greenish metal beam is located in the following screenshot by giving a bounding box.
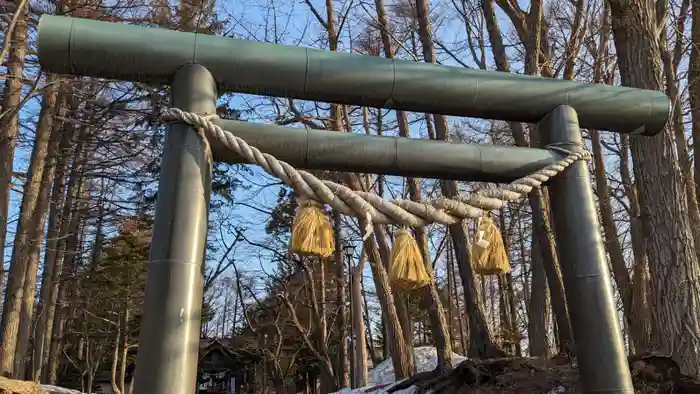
[38,15,671,136]
[212,118,563,183]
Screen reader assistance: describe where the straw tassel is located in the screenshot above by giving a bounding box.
[290,199,335,258]
[388,229,432,291]
[471,216,511,275]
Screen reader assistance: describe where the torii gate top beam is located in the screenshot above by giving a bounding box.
[37,15,670,136]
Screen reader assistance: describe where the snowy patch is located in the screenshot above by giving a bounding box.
[368,346,466,387]
[332,385,417,394]
[40,384,85,394]
[330,346,465,394]
[545,386,567,394]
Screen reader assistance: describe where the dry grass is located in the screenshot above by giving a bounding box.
[0,377,47,394]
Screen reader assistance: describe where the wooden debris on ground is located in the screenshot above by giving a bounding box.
[387,354,700,394]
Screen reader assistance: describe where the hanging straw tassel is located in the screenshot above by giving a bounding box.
[388,229,432,291]
[471,216,511,275]
[290,199,335,258]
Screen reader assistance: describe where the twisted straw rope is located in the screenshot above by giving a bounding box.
[161,108,591,235]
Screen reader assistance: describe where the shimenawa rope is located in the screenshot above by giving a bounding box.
[160,108,591,237]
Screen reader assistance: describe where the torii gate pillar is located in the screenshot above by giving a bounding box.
[131,64,216,394]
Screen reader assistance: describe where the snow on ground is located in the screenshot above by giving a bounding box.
[368,346,466,387]
[331,346,466,394]
[330,346,568,394]
[40,384,85,394]
[332,384,417,394]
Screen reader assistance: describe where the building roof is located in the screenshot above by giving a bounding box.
[199,337,261,363]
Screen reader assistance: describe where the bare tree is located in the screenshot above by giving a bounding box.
[608,0,700,376]
[413,0,504,359]
[0,2,29,376]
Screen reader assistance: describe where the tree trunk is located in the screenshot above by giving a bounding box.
[448,219,502,358]
[111,318,123,394]
[360,271,379,365]
[446,236,456,352]
[320,0,412,368]
[505,273,520,356]
[692,0,700,205]
[414,0,502,359]
[518,221,531,312]
[481,0,574,355]
[86,359,96,394]
[309,0,370,387]
[0,72,58,379]
[498,210,521,356]
[369,0,452,371]
[497,276,510,352]
[590,129,641,347]
[0,7,33,375]
[317,258,335,393]
[448,242,468,354]
[608,0,700,376]
[407,159,452,370]
[659,0,700,256]
[0,1,29,320]
[291,260,337,393]
[373,226,415,370]
[341,173,412,377]
[351,254,368,388]
[119,309,129,393]
[15,134,58,378]
[33,84,73,382]
[47,283,67,384]
[528,231,549,357]
[15,77,65,378]
[333,213,349,389]
[363,234,412,378]
[47,163,87,383]
[128,376,134,394]
[619,135,652,353]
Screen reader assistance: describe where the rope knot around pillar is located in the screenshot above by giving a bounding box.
[161,108,219,165]
[544,141,591,159]
[158,108,592,237]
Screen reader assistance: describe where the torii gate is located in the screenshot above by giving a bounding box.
[36,14,670,394]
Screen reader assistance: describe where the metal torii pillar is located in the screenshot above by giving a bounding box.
[541,106,633,392]
[130,64,216,394]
